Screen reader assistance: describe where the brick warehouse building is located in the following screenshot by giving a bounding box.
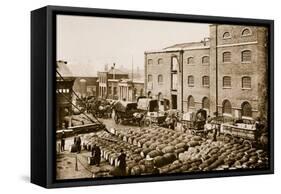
[144,24,268,119]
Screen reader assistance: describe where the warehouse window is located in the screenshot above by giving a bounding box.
[188,95,195,110]
[202,97,210,109]
[223,100,232,114]
[202,56,209,64]
[171,56,178,71]
[202,76,209,87]
[158,74,163,84]
[188,75,194,86]
[148,59,153,65]
[223,32,231,39]
[242,50,252,62]
[171,74,177,90]
[242,76,251,89]
[241,101,252,117]
[148,74,153,82]
[187,57,194,64]
[223,76,231,87]
[223,51,231,62]
[242,28,251,36]
[158,58,163,65]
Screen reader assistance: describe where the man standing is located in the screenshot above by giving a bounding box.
[60,130,66,152]
[76,135,81,153]
[117,149,126,176]
[94,145,101,166]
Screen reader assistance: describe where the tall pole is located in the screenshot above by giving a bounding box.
[132,56,134,82]
[215,25,218,115]
[180,50,184,113]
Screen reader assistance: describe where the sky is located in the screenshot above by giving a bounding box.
[57,15,210,77]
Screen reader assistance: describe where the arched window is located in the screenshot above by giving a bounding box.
[187,57,194,64]
[241,102,252,117]
[188,96,195,111]
[202,76,209,87]
[223,76,231,87]
[148,59,153,65]
[202,97,210,109]
[202,56,209,64]
[242,50,251,62]
[242,28,251,36]
[158,58,163,65]
[223,100,232,114]
[223,32,231,39]
[158,74,163,83]
[242,76,251,89]
[148,74,153,82]
[223,51,231,62]
[188,75,194,86]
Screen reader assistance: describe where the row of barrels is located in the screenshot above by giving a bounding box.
[83,131,162,176]
[178,139,268,171]
[110,127,206,173]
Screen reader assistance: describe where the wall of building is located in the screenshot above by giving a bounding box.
[210,25,268,119]
[145,51,180,103]
[145,25,268,119]
[182,48,210,113]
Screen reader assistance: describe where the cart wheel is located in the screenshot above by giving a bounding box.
[224,133,233,142]
[243,140,252,148]
[144,118,151,127]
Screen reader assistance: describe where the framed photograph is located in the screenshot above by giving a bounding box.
[31,5,274,188]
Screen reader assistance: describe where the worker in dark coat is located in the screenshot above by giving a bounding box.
[94,146,101,166]
[76,135,81,153]
[91,144,96,157]
[60,130,66,152]
[117,149,127,176]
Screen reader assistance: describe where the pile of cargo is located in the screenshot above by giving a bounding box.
[82,126,268,176]
[178,139,268,171]
[110,127,206,172]
[64,114,94,126]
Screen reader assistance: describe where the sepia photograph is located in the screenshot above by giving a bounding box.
[55,14,270,180]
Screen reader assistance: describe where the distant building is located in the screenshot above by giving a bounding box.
[145,24,268,119]
[97,67,144,101]
[73,77,98,97]
[56,60,75,129]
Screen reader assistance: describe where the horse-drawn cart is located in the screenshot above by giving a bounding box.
[112,101,142,125]
[181,109,207,136]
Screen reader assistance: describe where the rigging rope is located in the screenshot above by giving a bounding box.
[56,69,111,132]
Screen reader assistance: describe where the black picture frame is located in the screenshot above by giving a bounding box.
[31,5,274,188]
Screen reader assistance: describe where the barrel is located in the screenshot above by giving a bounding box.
[145,158,154,172]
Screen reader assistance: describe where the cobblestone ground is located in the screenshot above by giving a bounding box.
[56,117,268,180]
[56,117,139,180]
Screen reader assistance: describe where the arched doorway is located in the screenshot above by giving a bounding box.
[222,99,232,115]
[241,101,252,117]
[202,97,210,114]
[187,95,195,112]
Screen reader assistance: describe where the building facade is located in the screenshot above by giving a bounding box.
[98,68,144,101]
[145,24,268,119]
[73,77,98,97]
[56,60,75,129]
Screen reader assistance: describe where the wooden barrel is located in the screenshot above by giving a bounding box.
[145,158,154,172]
[131,166,142,176]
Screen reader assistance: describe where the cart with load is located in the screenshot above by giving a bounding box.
[181,109,207,136]
[88,98,112,118]
[220,117,268,148]
[137,98,168,127]
[112,101,142,125]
